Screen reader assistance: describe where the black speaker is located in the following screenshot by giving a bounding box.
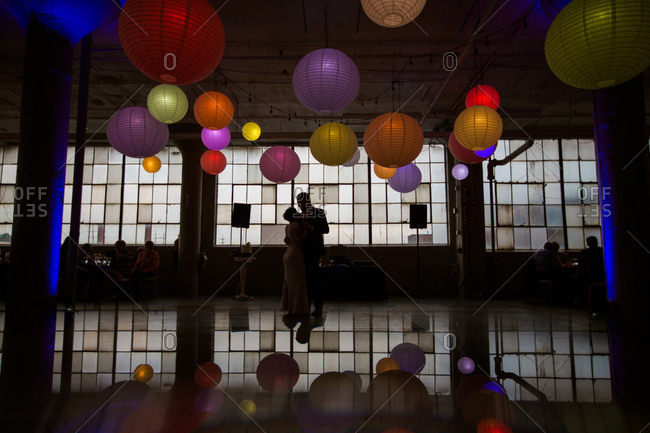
[231,203,251,228]
[409,204,427,229]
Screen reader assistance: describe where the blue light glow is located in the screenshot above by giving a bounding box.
[475,144,496,158]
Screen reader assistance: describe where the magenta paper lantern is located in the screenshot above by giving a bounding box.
[475,144,496,158]
[293,48,360,113]
[448,131,487,165]
[343,150,360,167]
[390,342,426,374]
[201,127,230,150]
[260,146,301,183]
[107,107,169,158]
[388,163,421,193]
[457,357,476,374]
[452,164,469,180]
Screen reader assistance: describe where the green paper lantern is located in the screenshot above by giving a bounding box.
[147,84,188,124]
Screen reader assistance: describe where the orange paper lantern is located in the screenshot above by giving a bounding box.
[373,164,396,179]
[376,357,400,374]
[454,105,503,151]
[364,113,423,168]
[194,91,234,130]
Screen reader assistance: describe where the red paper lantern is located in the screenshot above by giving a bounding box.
[194,92,234,130]
[448,131,488,165]
[118,0,225,85]
[465,85,500,111]
[256,353,300,393]
[194,362,222,389]
[201,150,227,175]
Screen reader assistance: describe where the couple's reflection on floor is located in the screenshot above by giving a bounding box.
[282,313,324,344]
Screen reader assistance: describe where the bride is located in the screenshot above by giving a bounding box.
[281,207,310,315]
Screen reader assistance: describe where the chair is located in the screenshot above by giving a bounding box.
[115,255,133,298]
[138,276,157,299]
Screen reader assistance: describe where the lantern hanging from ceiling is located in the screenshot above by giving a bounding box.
[374,164,396,179]
[194,91,234,130]
[367,371,430,431]
[457,357,476,374]
[194,362,222,389]
[133,364,154,383]
[364,113,423,168]
[308,372,360,416]
[360,0,427,28]
[454,105,503,151]
[342,370,362,391]
[390,342,426,375]
[388,163,422,193]
[376,357,400,375]
[475,144,497,158]
[147,84,188,124]
[343,150,361,167]
[293,48,360,113]
[201,127,231,151]
[465,85,500,111]
[310,122,358,166]
[477,418,513,433]
[201,150,227,175]
[544,0,650,89]
[256,353,300,393]
[242,122,262,141]
[239,399,257,417]
[118,0,225,85]
[259,146,301,183]
[142,156,161,173]
[452,164,469,180]
[107,107,169,158]
[448,131,488,164]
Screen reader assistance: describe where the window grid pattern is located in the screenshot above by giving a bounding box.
[0,146,18,245]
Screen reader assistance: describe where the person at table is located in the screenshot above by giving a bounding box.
[534,241,572,302]
[281,207,309,316]
[295,192,329,317]
[131,241,159,297]
[551,241,571,267]
[106,240,130,271]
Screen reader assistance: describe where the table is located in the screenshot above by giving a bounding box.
[319,265,388,300]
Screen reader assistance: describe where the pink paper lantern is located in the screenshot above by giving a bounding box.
[201,127,230,150]
[107,107,169,158]
[259,146,301,183]
[452,164,469,180]
[448,131,488,165]
[457,357,476,374]
[388,163,421,193]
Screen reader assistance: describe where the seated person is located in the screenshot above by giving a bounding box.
[106,240,130,272]
[131,241,159,297]
[534,241,572,302]
[551,241,571,267]
[578,236,606,311]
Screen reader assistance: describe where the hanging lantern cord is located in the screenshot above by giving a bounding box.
[324,0,328,48]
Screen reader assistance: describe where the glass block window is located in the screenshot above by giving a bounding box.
[0,146,18,245]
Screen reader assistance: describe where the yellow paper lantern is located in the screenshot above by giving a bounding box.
[361,0,427,28]
[545,0,650,89]
[454,106,503,151]
[242,122,262,141]
[309,122,358,166]
[146,84,188,124]
[376,357,400,374]
[374,163,396,179]
[239,399,257,417]
[133,364,154,383]
[364,113,423,168]
[142,156,161,173]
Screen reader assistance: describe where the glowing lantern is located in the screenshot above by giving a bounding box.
[343,150,361,167]
[475,144,497,158]
[118,0,225,85]
[361,0,427,28]
[465,85,500,111]
[239,399,257,417]
[259,146,301,183]
[133,364,154,383]
[147,84,188,124]
[545,0,650,89]
[142,156,161,173]
[452,164,469,180]
[457,356,475,374]
[454,105,503,151]
[477,418,513,433]
[201,150,227,175]
[448,131,487,164]
[310,123,358,166]
[374,164,396,179]
[194,362,222,389]
[308,372,360,415]
[376,357,400,374]
[201,127,230,151]
[242,122,262,141]
[256,353,300,393]
[390,342,426,374]
[364,113,423,168]
[483,381,506,396]
[388,163,422,194]
[293,48,360,113]
[194,91,234,130]
[107,107,169,158]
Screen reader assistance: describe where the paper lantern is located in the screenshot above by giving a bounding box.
[483,381,506,396]
[259,146,301,183]
[242,122,262,141]
[367,371,430,431]
[147,84,188,124]
[201,150,227,175]
[343,150,361,167]
[107,107,169,158]
[465,85,500,111]
[361,0,427,28]
[239,400,257,417]
[364,113,423,168]
[457,356,476,374]
[194,91,234,130]
[452,164,469,180]
[201,127,230,151]
[475,144,497,158]
[477,418,513,433]
[118,0,225,85]
[256,353,300,393]
[310,123,358,166]
[545,0,650,89]
[342,370,362,391]
[376,357,400,374]
[194,362,222,389]
[455,375,491,409]
[133,364,154,383]
[293,48,360,113]
[454,106,503,151]
[142,156,161,173]
[374,164,396,179]
[388,163,422,194]
[194,389,225,413]
[448,131,487,164]
[308,372,360,415]
[541,0,572,20]
[390,342,426,374]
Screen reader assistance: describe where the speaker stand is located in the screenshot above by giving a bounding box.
[407,228,434,297]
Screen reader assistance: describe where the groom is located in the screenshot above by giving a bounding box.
[295,192,329,316]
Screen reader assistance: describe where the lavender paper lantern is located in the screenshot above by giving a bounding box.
[457,357,475,374]
[293,48,360,113]
[475,144,496,158]
[201,127,230,151]
[452,164,469,180]
[343,150,360,167]
[390,342,426,374]
[107,107,169,158]
[260,146,301,183]
[388,163,421,193]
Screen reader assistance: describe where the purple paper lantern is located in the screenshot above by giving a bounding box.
[475,144,496,158]
[388,163,421,193]
[342,150,360,167]
[201,127,231,151]
[457,357,475,374]
[483,381,506,395]
[452,164,469,180]
[107,107,169,158]
[390,342,426,374]
[293,48,360,113]
[260,146,301,183]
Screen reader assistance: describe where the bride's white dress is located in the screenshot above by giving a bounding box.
[281,222,309,315]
